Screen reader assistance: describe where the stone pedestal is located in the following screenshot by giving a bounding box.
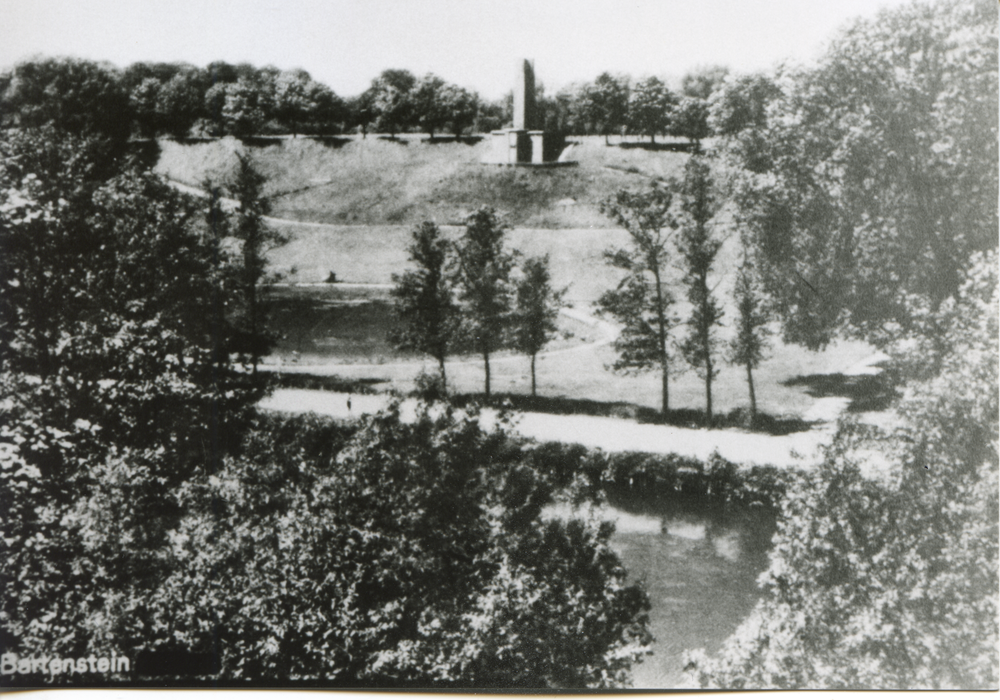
[488,129,531,164]
[529,131,545,164]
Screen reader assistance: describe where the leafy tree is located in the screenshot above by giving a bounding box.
[726,255,771,422]
[1,58,131,143]
[597,186,680,417]
[0,130,263,668]
[706,72,780,137]
[686,252,998,689]
[513,255,565,397]
[129,77,162,138]
[134,403,652,686]
[441,84,478,139]
[202,81,229,136]
[224,154,286,373]
[681,65,730,101]
[221,78,266,137]
[676,157,724,424]
[346,89,377,138]
[453,207,516,401]
[583,73,630,145]
[156,71,203,139]
[412,73,449,138]
[628,76,674,143]
[273,69,315,137]
[371,69,416,138]
[718,0,998,349]
[669,96,711,151]
[391,222,460,391]
[309,82,345,135]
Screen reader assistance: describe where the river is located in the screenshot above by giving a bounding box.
[545,490,776,688]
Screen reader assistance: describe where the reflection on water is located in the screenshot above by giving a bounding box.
[543,490,776,689]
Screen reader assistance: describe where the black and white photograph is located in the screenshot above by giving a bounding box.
[0,0,996,691]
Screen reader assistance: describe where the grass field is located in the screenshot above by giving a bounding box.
[155,134,691,228]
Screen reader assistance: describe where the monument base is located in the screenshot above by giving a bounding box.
[481,129,575,166]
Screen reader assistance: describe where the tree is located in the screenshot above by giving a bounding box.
[224,154,286,374]
[453,207,516,401]
[676,157,724,424]
[156,71,203,139]
[371,69,416,138]
[441,84,478,139]
[391,222,459,391]
[0,131,264,669]
[627,76,674,143]
[127,403,652,686]
[707,72,780,137]
[0,58,130,143]
[717,0,998,349]
[412,73,449,138]
[681,65,730,101]
[686,252,998,689]
[669,97,711,151]
[583,73,630,145]
[513,256,565,397]
[309,82,345,135]
[726,255,771,422]
[129,77,162,138]
[273,69,315,137]
[346,89,377,138]
[221,78,266,137]
[597,186,680,417]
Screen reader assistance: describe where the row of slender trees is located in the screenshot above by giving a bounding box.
[0,56,771,147]
[391,210,564,400]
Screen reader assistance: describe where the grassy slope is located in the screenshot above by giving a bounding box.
[156,135,875,421]
[155,134,689,228]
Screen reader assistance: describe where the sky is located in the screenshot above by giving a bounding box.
[2,0,915,99]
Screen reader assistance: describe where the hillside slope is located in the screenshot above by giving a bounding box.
[154,135,693,227]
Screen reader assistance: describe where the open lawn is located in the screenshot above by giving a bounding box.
[154,134,692,228]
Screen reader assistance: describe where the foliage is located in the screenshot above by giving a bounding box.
[391,221,460,390]
[675,157,724,423]
[0,129,264,674]
[581,73,631,144]
[108,403,653,687]
[669,97,711,150]
[627,76,675,143]
[513,255,566,397]
[453,207,517,401]
[222,153,288,373]
[597,186,680,416]
[371,69,416,138]
[686,250,999,689]
[1,58,131,143]
[717,0,998,349]
[707,72,780,137]
[412,73,450,138]
[726,254,771,421]
[681,65,730,101]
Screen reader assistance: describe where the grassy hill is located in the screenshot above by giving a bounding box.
[154,134,693,228]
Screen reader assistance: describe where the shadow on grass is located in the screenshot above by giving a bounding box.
[449,393,816,435]
[239,135,286,148]
[782,368,897,413]
[270,372,388,394]
[376,135,409,145]
[423,135,484,145]
[617,141,697,152]
[315,136,353,148]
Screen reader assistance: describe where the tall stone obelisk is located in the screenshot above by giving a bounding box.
[485,59,542,164]
[513,59,537,131]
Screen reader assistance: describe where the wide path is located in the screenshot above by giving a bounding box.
[259,389,846,468]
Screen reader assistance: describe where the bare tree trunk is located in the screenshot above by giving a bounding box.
[438,356,448,395]
[652,267,669,417]
[746,362,757,421]
[531,354,537,397]
[483,350,491,401]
